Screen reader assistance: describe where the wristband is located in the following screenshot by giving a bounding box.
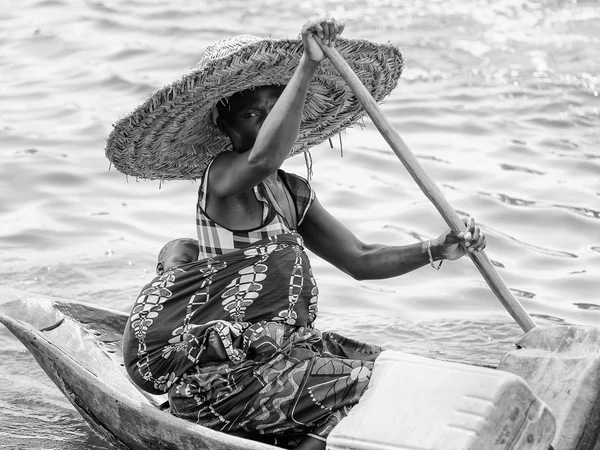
[428,239,443,270]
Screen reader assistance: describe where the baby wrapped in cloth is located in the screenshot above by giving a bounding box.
[123,232,382,446]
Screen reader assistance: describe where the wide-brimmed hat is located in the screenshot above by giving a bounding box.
[105,35,404,180]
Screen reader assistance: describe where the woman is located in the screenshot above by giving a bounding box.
[113,18,485,450]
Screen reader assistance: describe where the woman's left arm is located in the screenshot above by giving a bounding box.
[299,197,486,280]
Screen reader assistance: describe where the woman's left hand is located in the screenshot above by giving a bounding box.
[433,217,487,261]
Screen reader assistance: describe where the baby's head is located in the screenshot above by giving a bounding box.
[156,238,199,275]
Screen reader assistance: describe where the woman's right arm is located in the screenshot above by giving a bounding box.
[208,19,345,198]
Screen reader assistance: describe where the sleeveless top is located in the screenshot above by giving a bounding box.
[196,159,315,260]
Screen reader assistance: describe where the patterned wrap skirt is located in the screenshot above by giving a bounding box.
[122,232,383,445]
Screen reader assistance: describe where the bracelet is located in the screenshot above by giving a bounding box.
[427,239,443,270]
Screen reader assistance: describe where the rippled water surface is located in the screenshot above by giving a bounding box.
[1,0,599,448]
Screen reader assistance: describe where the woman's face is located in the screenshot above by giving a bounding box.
[217,85,285,153]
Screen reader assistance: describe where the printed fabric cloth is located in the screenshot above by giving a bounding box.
[122,232,383,445]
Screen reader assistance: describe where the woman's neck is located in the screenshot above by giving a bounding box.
[265,171,278,183]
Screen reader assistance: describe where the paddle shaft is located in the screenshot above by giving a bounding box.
[317,41,536,333]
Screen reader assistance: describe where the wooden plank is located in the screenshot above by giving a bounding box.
[499,325,600,450]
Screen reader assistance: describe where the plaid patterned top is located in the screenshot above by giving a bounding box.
[196,161,315,260]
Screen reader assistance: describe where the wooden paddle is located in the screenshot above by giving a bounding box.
[316,39,537,333]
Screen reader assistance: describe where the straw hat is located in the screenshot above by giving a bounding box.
[105,35,404,180]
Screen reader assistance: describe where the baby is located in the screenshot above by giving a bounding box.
[156,238,228,363]
[156,238,199,275]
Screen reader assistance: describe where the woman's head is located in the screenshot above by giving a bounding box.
[215,85,285,153]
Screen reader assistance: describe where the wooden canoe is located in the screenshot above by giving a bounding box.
[0,289,277,450]
[0,291,572,450]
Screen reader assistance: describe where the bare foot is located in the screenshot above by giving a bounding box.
[201,331,228,362]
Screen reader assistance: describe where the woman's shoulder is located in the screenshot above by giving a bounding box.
[277,169,315,225]
[277,169,312,193]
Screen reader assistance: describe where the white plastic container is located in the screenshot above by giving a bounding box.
[327,351,555,450]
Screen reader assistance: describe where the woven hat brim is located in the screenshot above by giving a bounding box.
[105,36,404,181]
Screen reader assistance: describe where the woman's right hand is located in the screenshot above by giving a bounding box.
[301,18,345,63]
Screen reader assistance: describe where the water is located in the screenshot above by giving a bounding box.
[0,0,598,448]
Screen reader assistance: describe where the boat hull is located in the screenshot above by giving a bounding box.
[0,289,276,450]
